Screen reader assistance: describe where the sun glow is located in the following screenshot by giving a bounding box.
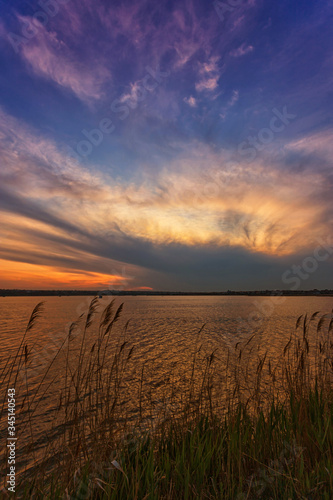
[0,260,128,290]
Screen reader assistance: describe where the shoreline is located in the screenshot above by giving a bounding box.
[1,289,332,297]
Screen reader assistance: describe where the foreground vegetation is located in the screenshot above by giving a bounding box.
[1,299,332,499]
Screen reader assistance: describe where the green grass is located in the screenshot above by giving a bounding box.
[1,300,332,499]
[49,392,333,499]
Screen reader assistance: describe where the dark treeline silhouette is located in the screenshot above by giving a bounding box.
[0,289,332,297]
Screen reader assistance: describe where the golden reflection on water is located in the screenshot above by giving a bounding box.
[0,296,332,477]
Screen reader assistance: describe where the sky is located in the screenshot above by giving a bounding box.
[0,0,332,291]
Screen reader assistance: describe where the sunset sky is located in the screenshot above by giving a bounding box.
[0,0,332,290]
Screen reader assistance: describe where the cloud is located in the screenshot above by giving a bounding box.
[119,81,148,107]
[195,56,220,93]
[1,107,332,262]
[0,257,138,290]
[195,77,219,92]
[0,0,332,291]
[199,56,219,74]
[230,43,254,57]
[287,130,333,164]
[184,96,197,107]
[17,18,109,102]
[228,90,239,106]
[0,110,332,290]
[219,90,239,120]
[0,107,104,197]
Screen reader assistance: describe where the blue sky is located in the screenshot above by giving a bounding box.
[0,0,332,290]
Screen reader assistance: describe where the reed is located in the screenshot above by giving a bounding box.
[0,300,332,499]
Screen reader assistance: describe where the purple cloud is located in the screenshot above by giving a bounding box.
[230,43,254,57]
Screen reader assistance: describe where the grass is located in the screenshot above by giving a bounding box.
[0,299,332,499]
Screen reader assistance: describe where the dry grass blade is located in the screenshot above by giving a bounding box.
[317,315,327,332]
[93,477,108,493]
[256,351,267,374]
[113,303,124,324]
[208,348,218,366]
[284,336,292,355]
[111,460,128,481]
[296,315,303,329]
[245,334,256,347]
[24,344,28,363]
[303,314,308,340]
[85,297,100,329]
[25,302,45,333]
[68,320,80,341]
[127,346,135,360]
[100,299,115,330]
[1,301,44,407]
[310,311,320,322]
[329,318,333,333]
[2,299,333,499]
[104,303,124,337]
[119,342,128,353]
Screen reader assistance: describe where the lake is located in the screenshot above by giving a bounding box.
[0,295,332,477]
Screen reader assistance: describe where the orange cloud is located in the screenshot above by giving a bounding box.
[0,259,127,290]
[1,106,332,289]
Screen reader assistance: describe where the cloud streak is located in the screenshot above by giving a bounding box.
[13,16,109,103]
[0,107,332,290]
[230,43,254,57]
[0,0,332,289]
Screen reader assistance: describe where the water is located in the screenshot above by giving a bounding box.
[1,295,331,373]
[0,295,332,478]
